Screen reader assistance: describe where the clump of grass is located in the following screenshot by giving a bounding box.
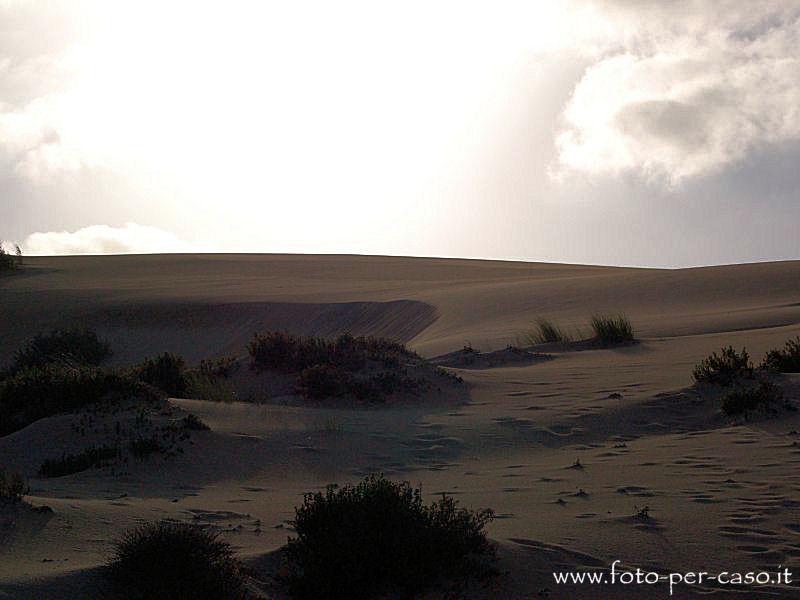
[0,468,28,502]
[38,445,120,478]
[9,328,112,374]
[186,373,237,402]
[590,314,634,346]
[106,520,246,600]
[693,346,753,386]
[721,379,787,417]
[134,353,189,397]
[286,473,495,599]
[0,365,155,436]
[761,337,800,373]
[181,413,210,431]
[527,317,571,345]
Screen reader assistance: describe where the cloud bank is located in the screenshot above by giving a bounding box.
[22,223,194,255]
[554,1,800,184]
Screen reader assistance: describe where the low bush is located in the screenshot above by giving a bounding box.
[198,356,239,379]
[106,520,246,600]
[693,346,753,386]
[135,353,188,397]
[0,365,152,436]
[0,242,19,273]
[590,314,634,346]
[181,413,210,431]
[527,317,571,344]
[296,364,353,400]
[9,328,112,374]
[721,379,786,416]
[248,332,417,374]
[761,337,800,373]
[0,468,28,501]
[38,445,120,478]
[286,473,495,599]
[186,374,237,402]
[130,436,166,458]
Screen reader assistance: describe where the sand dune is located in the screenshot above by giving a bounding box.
[2,254,800,598]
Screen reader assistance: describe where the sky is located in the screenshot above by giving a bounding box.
[1,0,799,267]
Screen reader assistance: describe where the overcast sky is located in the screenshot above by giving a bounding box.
[1,0,799,267]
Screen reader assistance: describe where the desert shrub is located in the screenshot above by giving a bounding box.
[198,356,239,379]
[693,346,753,386]
[135,353,188,397]
[721,379,786,416]
[106,520,246,600]
[248,332,417,374]
[527,317,570,344]
[0,242,19,273]
[182,413,210,431]
[590,314,634,345]
[9,328,112,374]
[38,445,120,478]
[286,473,495,599]
[296,364,353,400]
[129,436,166,458]
[0,468,28,501]
[186,373,237,402]
[761,337,800,373]
[0,365,150,436]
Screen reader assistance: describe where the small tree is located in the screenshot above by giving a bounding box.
[14,243,22,267]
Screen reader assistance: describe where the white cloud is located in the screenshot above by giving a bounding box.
[553,1,800,184]
[22,223,194,255]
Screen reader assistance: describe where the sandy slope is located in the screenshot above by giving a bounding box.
[2,254,800,598]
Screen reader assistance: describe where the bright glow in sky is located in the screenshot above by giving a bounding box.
[2,1,800,266]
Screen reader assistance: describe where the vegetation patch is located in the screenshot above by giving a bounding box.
[0,365,156,436]
[693,346,753,386]
[134,352,189,397]
[285,473,495,599]
[38,445,121,478]
[182,413,210,431]
[0,241,22,274]
[0,468,28,502]
[590,314,634,346]
[7,328,112,375]
[248,332,453,404]
[106,520,246,600]
[721,379,788,417]
[527,317,571,344]
[761,337,800,373]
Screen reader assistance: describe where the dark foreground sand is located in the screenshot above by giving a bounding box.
[2,254,800,598]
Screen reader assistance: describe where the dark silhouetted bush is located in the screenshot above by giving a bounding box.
[761,337,800,373]
[181,413,210,431]
[0,468,28,501]
[721,379,786,416]
[296,364,353,400]
[0,365,152,436]
[129,436,166,458]
[693,346,753,386]
[0,242,18,273]
[135,353,188,397]
[9,328,112,374]
[248,332,417,374]
[590,314,634,346]
[106,520,246,600]
[38,445,120,478]
[198,356,239,379]
[286,473,495,599]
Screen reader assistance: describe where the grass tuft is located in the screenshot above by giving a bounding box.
[38,445,120,478]
[0,468,28,502]
[589,314,634,346]
[526,318,571,345]
[721,378,787,416]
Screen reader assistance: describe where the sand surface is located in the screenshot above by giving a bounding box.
[2,254,800,598]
